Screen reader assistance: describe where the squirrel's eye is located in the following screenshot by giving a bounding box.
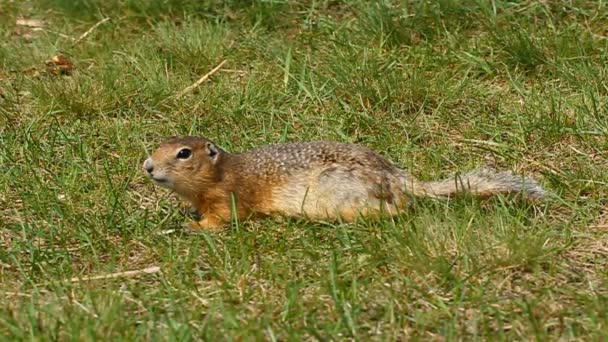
[176,148,192,159]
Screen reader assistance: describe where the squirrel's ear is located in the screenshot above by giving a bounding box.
[205,142,221,163]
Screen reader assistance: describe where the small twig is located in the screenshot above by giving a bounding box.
[220,68,247,74]
[15,18,45,28]
[72,17,110,46]
[174,60,227,99]
[69,266,161,282]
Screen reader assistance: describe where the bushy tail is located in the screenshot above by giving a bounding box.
[405,169,547,200]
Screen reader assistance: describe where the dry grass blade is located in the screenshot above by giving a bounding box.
[69,266,161,282]
[156,229,177,235]
[174,60,227,98]
[72,17,110,46]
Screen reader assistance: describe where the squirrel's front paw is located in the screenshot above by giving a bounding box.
[185,217,226,232]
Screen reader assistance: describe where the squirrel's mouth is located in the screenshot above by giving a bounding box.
[151,177,174,189]
[151,177,168,183]
[148,173,169,184]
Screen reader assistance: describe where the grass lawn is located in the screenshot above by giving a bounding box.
[1,0,608,339]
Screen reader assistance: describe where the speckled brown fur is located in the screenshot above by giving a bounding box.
[143,136,547,231]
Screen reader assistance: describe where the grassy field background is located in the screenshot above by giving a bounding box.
[1,0,607,339]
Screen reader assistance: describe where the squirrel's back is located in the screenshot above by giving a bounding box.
[234,141,399,175]
[231,141,410,220]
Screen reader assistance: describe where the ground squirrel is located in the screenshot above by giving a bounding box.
[143,136,546,231]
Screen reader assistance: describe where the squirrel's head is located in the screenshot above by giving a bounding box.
[143,136,225,196]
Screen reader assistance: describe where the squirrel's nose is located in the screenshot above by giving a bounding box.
[143,158,154,174]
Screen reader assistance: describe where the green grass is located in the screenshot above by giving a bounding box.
[1,0,608,339]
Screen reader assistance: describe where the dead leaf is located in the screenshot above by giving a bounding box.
[45,55,74,76]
